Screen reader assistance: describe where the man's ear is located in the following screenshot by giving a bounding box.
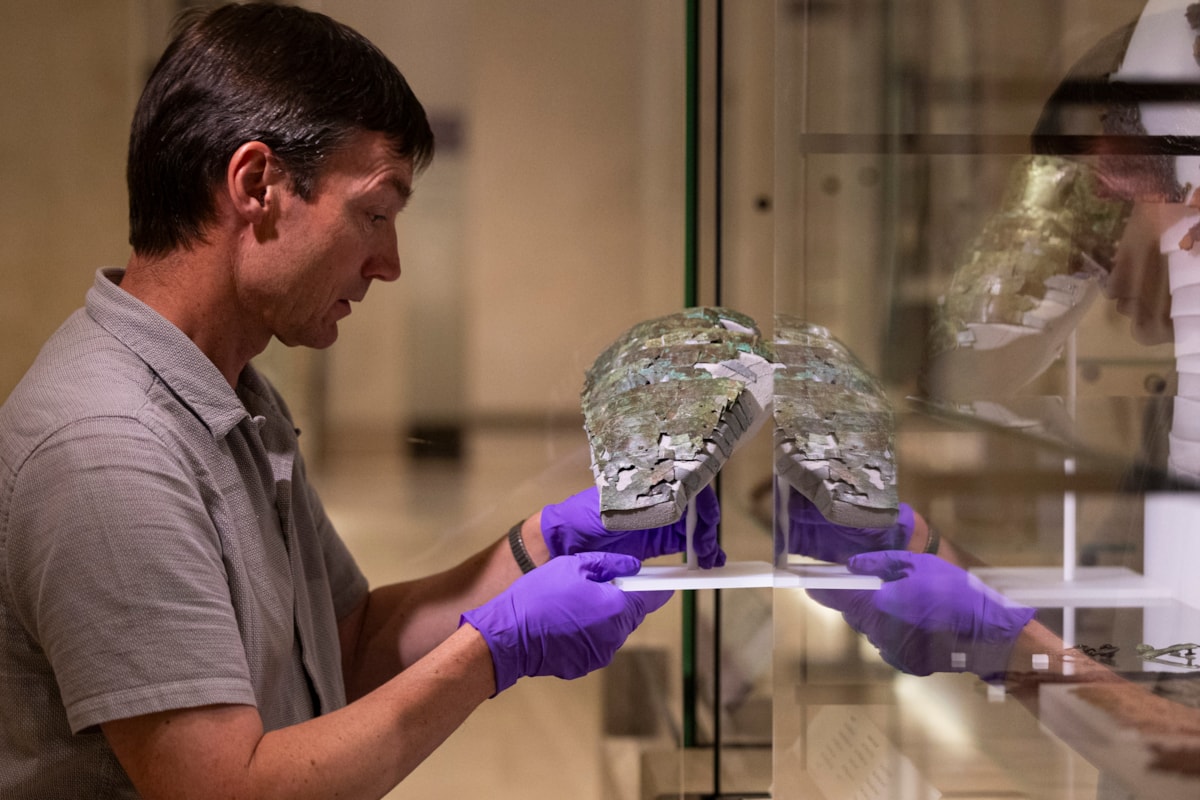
[226,141,285,224]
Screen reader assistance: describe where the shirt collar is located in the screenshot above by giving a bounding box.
[86,267,251,439]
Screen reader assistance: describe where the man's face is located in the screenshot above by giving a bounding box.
[237,130,412,349]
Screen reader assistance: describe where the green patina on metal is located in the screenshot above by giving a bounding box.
[929,155,1131,357]
[586,307,764,378]
[583,307,773,530]
[583,308,900,530]
[773,317,899,528]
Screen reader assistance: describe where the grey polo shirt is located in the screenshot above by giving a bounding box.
[0,268,369,798]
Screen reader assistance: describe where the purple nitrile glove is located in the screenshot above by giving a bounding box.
[807,551,1035,680]
[460,551,672,694]
[782,489,915,563]
[541,485,725,569]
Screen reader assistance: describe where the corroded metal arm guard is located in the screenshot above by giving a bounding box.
[582,307,774,530]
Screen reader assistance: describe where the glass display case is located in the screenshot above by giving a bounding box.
[637,1,1200,798]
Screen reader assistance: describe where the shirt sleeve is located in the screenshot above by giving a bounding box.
[6,416,257,734]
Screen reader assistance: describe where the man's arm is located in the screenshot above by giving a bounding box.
[86,475,525,800]
[102,625,495,800]
[338,484,723,700]
[339,514,549,700]
[105,546,664,800]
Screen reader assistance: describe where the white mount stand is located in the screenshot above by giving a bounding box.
[617,478,881,591]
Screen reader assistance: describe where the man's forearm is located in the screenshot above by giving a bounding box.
[344,513,549,698]
[105,625,495,800]
[905,511,985,567]
[1005,618,1122,684]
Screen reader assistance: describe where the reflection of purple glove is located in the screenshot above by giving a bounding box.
[808,551,1034,680]
[782,490,915,563]
[542,486,725,568]
[461,552,672,693]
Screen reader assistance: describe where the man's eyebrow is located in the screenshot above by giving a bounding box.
[386,176,414,205]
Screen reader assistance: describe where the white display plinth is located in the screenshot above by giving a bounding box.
[614,560,882,591]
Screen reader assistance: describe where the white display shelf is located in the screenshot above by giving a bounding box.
[614,560,882,591]
[970,566,1177,607]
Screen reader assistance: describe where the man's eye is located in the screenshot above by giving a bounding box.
[370,214,387,224]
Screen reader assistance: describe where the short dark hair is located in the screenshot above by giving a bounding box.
[127,2,435,256]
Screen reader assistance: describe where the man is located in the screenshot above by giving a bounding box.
[0,5,723,798]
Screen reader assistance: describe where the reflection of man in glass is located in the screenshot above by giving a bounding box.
[1106,200,1180,345]
[1033,12,1191,350]
[919,6,1200,402]
[786,1,1200,774]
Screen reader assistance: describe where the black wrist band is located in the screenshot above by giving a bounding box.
[508,520,537,574]
[923,524,941,555]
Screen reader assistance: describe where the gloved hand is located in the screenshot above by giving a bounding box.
[781,489,915,563]
[807,551,1035,680]
[541,485,725,568]
[461,551,672,693]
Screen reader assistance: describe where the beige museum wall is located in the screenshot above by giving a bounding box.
[325,0,691,435]
[1,1,694,450]
[0,2,140,398]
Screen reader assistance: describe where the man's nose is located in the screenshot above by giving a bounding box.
[366,253,401,282]
[365,230,402,282]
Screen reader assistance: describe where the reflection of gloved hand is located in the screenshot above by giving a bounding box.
[542,486,725,568]
[808,551,1035,680]
[782,490,915,563]
[461,552,672,693]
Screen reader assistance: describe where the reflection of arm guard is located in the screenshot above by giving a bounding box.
[924,156,1131,399]
[931,155,1130,356]
[773,317,899,528]
[922,5,1198,400]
